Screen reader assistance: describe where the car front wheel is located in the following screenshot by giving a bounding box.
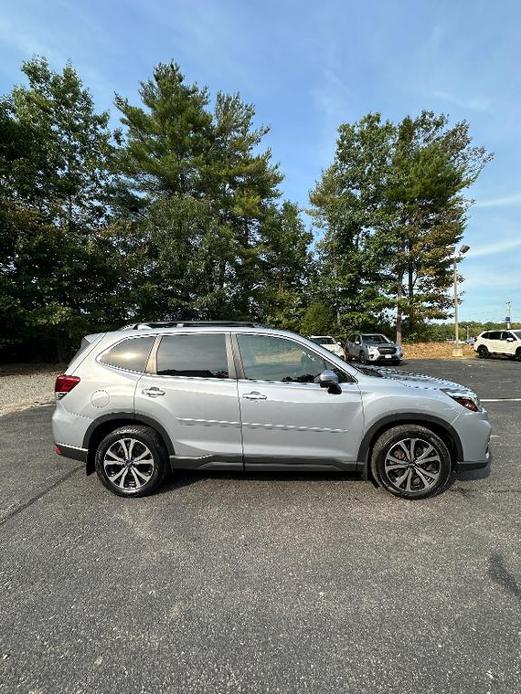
[95,425,168,497]
[371,425,452,499]
[477,345,489,359]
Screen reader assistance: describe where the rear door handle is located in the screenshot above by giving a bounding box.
[142,387,166,398]
[242,391,267,400]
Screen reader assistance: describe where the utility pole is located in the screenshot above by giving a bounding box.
[506,300,512,330]
[453,244,470,357]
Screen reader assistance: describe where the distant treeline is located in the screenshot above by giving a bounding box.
[0,58,491,362]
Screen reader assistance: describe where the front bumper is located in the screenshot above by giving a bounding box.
[367,352,401,362]
[452,408,492,471]
[455,445,491,471]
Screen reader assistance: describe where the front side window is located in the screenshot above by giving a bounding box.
[100,336,155,372]
[488,331,501,340]
[156,334,229,378]
[237,334,349,384]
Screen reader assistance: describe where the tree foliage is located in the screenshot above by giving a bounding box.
[0,58,491,361]
[310,112,491,342]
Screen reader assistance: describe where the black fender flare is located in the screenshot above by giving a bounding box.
[83,412,175,457]
[357,413,464,474]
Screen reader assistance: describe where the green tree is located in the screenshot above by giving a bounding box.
[0,58,124,358]
[309,114,395,331]
[386,113,492,342]
[310,111,491,342]
[114,62,303,322]
[301,301,337,337]
[259,201,313,330]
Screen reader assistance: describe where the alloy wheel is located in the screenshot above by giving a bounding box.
[103,437,155,491]
[384,437,441,493]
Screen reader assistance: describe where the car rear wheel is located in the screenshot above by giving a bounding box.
[515,348,521,362]
[371,425,452,499]
[95,425,168,497]
[477,345,489,359]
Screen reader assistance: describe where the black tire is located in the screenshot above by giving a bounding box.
[359,351,367,364]
[95,425,168,498]
[477,345,489,359]
[371,424,452,500]
[515,348,521,362]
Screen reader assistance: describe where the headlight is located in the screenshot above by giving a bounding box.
[443,389,481,412]
[368,347,379,354]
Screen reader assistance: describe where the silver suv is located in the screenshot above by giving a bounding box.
[53,323,491,500]
[345,333,402,365]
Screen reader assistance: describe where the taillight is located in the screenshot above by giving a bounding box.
[55,374,81,398]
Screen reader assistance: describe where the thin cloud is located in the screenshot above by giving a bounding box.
[430,89,490,113]
[469,239,521,258]
[475,193,521,208]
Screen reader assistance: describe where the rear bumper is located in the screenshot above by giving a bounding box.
[55,443,88,463]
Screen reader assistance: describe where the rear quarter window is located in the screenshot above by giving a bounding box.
[100,336,155,372]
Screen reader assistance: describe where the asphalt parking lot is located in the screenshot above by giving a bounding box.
[1,358,520,693]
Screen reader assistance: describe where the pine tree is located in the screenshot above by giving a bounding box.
[114,62,298,322]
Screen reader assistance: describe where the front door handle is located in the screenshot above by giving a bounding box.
[242,391,267,400]
[142,387,166,398]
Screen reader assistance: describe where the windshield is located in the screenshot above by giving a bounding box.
[350,364,384,377]
[361,334,390,344]
[310,337,335,345]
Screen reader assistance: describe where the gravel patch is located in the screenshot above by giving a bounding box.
[0,365,62,415]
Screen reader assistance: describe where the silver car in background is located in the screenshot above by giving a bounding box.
[346,332,402,365]
[52,322,491,500]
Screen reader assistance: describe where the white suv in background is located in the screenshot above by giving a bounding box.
[308,336,345,359]
[474,330,521,361]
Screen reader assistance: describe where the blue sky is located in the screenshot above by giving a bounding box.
[1,0,520,322]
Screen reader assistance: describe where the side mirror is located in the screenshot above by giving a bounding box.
[507,337,514,342]
[317,369,342,394]
[354,339,360,345]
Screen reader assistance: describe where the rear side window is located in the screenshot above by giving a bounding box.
[100,336,155,372]
[156,334,229,378]
[488,331,501,340]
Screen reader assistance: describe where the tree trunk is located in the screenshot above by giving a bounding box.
[396,279,403,345]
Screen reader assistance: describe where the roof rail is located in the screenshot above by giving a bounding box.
[120,320,267,330]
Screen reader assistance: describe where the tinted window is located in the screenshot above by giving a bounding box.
[362,334,389,344]
[513,331,521,340]
[238,334,324,383]
[488,331,501,340]
[100,336,155,372]
[481,332,489,339]
[237,334,349,384]
[157,334,229,378]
